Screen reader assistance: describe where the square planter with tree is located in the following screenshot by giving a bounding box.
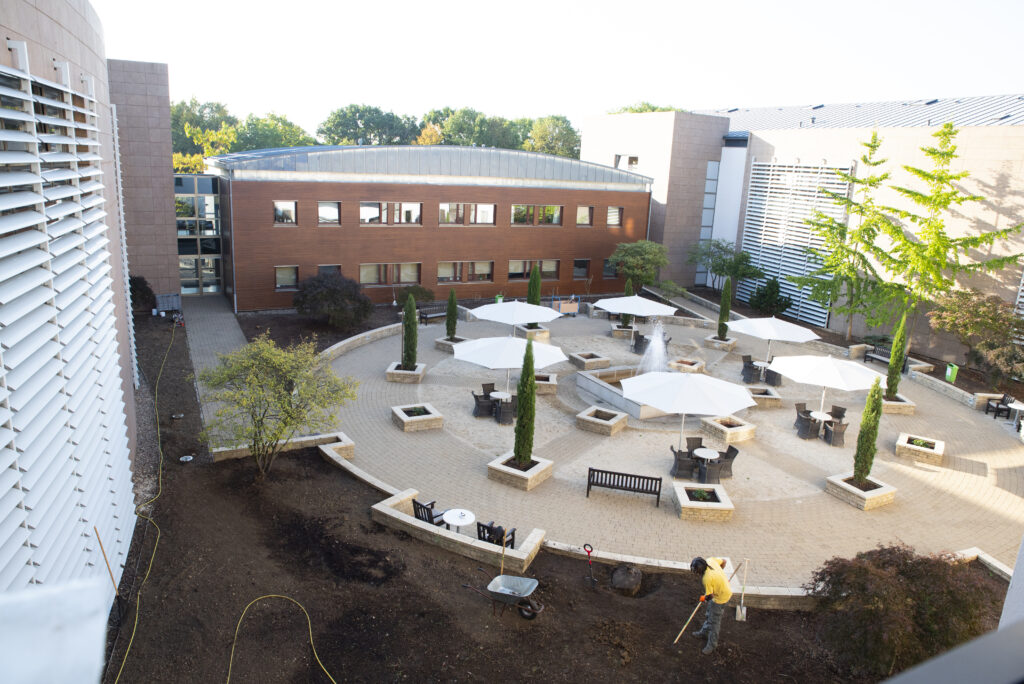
[826,378,896,509]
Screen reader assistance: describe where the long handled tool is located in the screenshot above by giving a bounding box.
[583,543,597,589]
[736,558,749,621]
[672,560,745,644]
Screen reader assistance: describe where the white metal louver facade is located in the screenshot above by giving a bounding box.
[736,162,852,327]
[0,57,134,602]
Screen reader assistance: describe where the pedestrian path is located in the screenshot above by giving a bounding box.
[181,296,248,425]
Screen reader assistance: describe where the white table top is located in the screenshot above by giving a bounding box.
[443,508,475,528]
[752,360,770,368]
[693,447,719,461]
[489,391,511,401]
[809,410,833,422]
[1008,401,1024,411]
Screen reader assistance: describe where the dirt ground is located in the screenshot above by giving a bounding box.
[237,307,402,353]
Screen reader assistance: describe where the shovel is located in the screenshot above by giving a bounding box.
[583,544,597,589]
[736,558,749,621]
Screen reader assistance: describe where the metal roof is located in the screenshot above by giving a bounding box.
[206,145,653,186]
[698,95,1024,131]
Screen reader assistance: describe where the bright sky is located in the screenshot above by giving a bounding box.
[90,0,1023,136]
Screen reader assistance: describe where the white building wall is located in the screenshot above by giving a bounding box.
[711,146,748,244]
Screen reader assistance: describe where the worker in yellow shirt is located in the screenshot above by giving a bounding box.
[690,556,733,654]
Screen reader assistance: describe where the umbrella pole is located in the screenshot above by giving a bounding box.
[766,339,773,363]
[678,414,686,450]
[506,368,512,393]
[820,387,827,414]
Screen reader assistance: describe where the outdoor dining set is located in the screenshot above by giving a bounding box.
[412,498,516,546]
[471,383,517,424]
[794,403,848,446]
[669,437,738,484]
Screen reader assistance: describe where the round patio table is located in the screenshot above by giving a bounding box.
[443,508,475,534]
[692,447,719,461]
[489,391,511,402]
[809,410,832,423]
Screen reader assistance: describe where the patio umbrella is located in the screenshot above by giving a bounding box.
[727,316,820,361]
[471,300,562,336]
[620,372,755,449]
[594,295,679,343]
[453,336,568,391]
[768,355,887,413]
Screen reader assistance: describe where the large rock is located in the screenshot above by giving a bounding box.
[610,564,643,597]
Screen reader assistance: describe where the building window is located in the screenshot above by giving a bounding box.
[439,202,464,224]
[174,176,195,194]
[179,257,199,294]
[177,220,197,236]
[275,266,298,290]
[469,203,496,225]
[576,206,593,226]
[274,201,297,224]
[319,264,341,276]
[603,259,617,279]
[359,263,386,284]
[318,201,340,224]
[196,176,218,194]
[508,259,528,279]
[573,259,590,279]
[393,202,422,224]
[437,261,461,283]
[540,259,558,279]
[607,207,623,227]
[468,260,493,282]
[539,206,562,225]
[360,201,385,224]
[511,205,534,225]
[175,196,195,217]
[199,237,221,254]
[393,262,421,284]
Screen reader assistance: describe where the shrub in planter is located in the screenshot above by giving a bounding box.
[621,278,634,328]
[401,294,417,371]
[445,288,458,341]
[805,544,992,677]
[526,264,541,329]
[716,277,732,340]
[886,313,908,401]
[513,341,536,467]
[853,378,882,487]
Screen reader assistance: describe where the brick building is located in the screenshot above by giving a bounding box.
[203,146,652,310]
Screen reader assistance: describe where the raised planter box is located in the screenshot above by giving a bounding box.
[895,432,945,465]
[703,335,737,352]
[391,403,444,432]
[515,324,550,342]
[748,386,783,409]
[668,357,705,374]
[534,373,558,396]
[701,415,756,444]
[610,323,638,339]
[487,452,554,491]
[385,361,426,384]
[881,393,916,415]
[825,472,897,510]
[569,351,611,370]
[434,336,469,353]
[673,482,734,521]
[576,406,628,436]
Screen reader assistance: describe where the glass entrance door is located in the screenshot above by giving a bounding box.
[179,256,222,295]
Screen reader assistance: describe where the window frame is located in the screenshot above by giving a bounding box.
[469,203,496,225]
[539,259,559,280]
[436,261,462,283]
[392,262,422,284]
[607,206,624,227]
[573,259,590,280]
[438,202,465,225]
[507,259,529,280]
[576,206,593,227]
[467,260,493,282]
[359,262,387,285]
[392,202,423,225]
[602,259,618,279]
[273,200,297,225]
[359,201,386,225]
[511,204,534,226]
[318,264,341,276]
[539,205,563,226]
[317,201,341,225]
[274,265,299,290]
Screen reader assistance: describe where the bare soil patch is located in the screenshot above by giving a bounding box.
[237,306,402,353]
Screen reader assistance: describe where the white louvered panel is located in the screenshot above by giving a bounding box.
[0,496,26,548]
[77,166,102,178]
[0,83,32,101]
[98,392,121,422]
[79,193,104,210]
[0,129,35,144]
[10,376,62,432]
[0,267,51,305]
[5,347,60,391]
[80,208,106,225]
[10,396,62,451]
[0,171,43,188]
[44,200,83,221]
[36,133,77,146]
[67,382,99,420]
[42,185,80,202]
[88,277,112,300]
[82,221,106,240]
[20,430,70,494]
[6,364,59,414]
[47,216,85,239]
[70,413,101,450]
[0,151,40,165]
[92,344,116,377]
[0,191,43,212]
[38,151,76,164]
[50,248,86,277]
[58,309,91,350]
[90,301,114,323]
[61,339,94,381]
[0,541,32,592]
[55,295,88,327]
[0,229,47,259]
[34,113,74,129]
[77,180,103,194]
[39,168,78,183]
[76,152,102,163]
[0,465,16,494]
[42,525,86,585]
[64,363,97,401]
[22,460,73,529]
[86,262,111,284]
[83,234,109,255]
[0,427,14,451]
[0,405,9,427]
[32,94,70,110]
[92,325,116,353]
[73,138,100,148]
[27,496,78,568]
[17,422,70,474]
[88,287,112,311]
[0,209,46,236]
[0,250,49,284]
[0,286,51,328]
[84,250,106,270]
[0,447,16,471]
[52,265,87,293]
[54,279,88,310]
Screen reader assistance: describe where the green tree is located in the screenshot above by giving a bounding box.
[522,115,581,158]
[396,284,434,303]
[885,313,908,401]
[413,123,444,145]
[234,113,315,151]
[172,153,204,174]
[717,277,732,340]
[621,278,634,328]
[748,277,794,316]
[185,121,236,157]
[854,378,883,486]
[526,264,542,329]
[170,97,237,155]
[317,105,420,145]
[293,272,372,329]
[608,240,669,288]
[611,102,681,113]
[199,333,357,480]
[928,289,1021,368]
[402,294,418,370]
[445,288,458,341]
[440,108,525,149]
[513,341,536,467]
[686,239,735,291]
[423,107,455,127]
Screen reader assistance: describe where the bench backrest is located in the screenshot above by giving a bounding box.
[587,467,661,494]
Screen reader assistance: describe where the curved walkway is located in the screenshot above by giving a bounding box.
[329,314,1024,587]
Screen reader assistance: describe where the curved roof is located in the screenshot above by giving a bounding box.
[206,145,652,189]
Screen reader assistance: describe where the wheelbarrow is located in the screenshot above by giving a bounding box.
[463,568,544,620]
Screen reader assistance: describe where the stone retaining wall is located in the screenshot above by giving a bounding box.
[322,323,401,361]
[908,369,977,408]
[212,431,352,462]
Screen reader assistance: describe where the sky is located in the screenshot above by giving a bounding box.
[90,0,1024,136]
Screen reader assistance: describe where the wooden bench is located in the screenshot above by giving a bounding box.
[417,304,447,325]
[864,344,909,372]
[586,467,662,507]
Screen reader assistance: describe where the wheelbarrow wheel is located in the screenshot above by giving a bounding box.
[517,598,542,620]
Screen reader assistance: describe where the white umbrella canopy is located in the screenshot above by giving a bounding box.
[453,337,568,391]
[727,316,820,361]
[594,295,678,318]
[768,355,887,412]
[621,372,755,449]
[471,301,562,334]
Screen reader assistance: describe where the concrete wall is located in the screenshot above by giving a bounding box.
[107,59,177,296]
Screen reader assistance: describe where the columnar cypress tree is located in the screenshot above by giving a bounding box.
[854,378,883,486]
[717,277,732,340]
[445,288,458,341]
[513,341,536,467]
[886,313,907,400]
[402,294,417,370]
[526,264,541,329]
[621,278,634,328]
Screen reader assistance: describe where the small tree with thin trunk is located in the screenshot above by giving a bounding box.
[199,333,357,481]
[717,277,732,340]
[402,294,417,370]
[445,288,458,341]
[886,313,907,401]
[621,278,634,328]
[853,378,883,486]
[513,341,536,467]
[526,264,541,329]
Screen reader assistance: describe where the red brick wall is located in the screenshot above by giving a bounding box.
[226,179,650,310]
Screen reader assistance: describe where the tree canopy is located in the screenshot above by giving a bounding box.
[522,115,581,158]
[317,104,420,145]
[170,98,237,155]
[234,113,316,151]
[611,102,682,113]
[608,240,669,288]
